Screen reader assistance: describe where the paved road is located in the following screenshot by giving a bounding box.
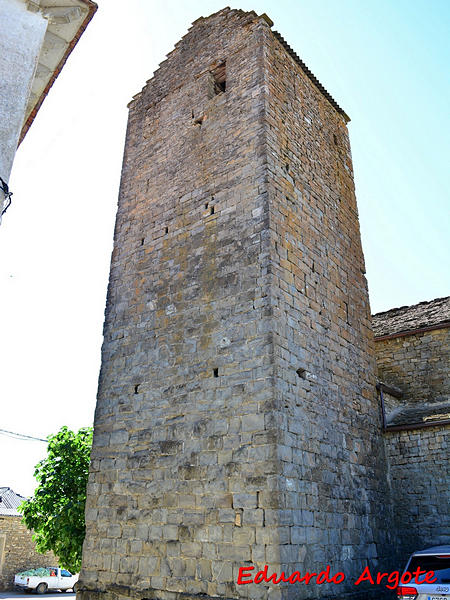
[0,594,75,599]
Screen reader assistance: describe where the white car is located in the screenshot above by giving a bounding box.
[14,566,79,594]
[397,545,450,599]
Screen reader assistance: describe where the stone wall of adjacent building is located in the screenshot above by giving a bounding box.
[375,327,450,404]
[80,8,392,600]
[376,327,449,560]
[384,425,450,562]
[0,516,57,591]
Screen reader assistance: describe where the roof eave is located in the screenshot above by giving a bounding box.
[18,0,98,145]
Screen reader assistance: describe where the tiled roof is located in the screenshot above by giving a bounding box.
[0,487,27,516]
[372,296,450,338]
[386,401,450,430]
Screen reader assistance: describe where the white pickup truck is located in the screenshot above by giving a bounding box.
[14,566,79,594]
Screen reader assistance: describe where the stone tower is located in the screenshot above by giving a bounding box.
[80,8,392,600]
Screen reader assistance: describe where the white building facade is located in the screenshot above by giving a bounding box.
[0,0,96,222]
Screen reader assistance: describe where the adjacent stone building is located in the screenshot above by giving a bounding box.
[0,487,57,591]
[79,8,394,600]
[373,297,450,557]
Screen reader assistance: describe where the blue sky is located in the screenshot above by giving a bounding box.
[0,1,448,494]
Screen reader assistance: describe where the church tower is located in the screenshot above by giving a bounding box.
[80,9,392,600]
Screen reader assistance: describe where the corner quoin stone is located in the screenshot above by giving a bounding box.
[79,7,393,600]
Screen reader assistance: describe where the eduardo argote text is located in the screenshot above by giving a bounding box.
[237,564,437,590]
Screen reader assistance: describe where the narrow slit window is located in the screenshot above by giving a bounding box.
[213,368,219,378]
[211,62,226,95]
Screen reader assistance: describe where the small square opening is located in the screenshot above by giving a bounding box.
[296,368,306,380]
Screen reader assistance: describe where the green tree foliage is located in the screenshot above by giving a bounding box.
[20,426,93,573]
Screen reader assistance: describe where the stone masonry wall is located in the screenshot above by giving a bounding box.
[375,327,450,404]
[376,326,449,562]
[384,425,450,561]
[262,25,392,599]
[0,516,57,591]
[80,8,392,600]
[81,9,278,600]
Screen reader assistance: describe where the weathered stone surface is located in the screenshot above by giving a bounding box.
[376,325,450,406]
[374,316,450,562]
[79,7,394,600]
[385,425,449,560]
